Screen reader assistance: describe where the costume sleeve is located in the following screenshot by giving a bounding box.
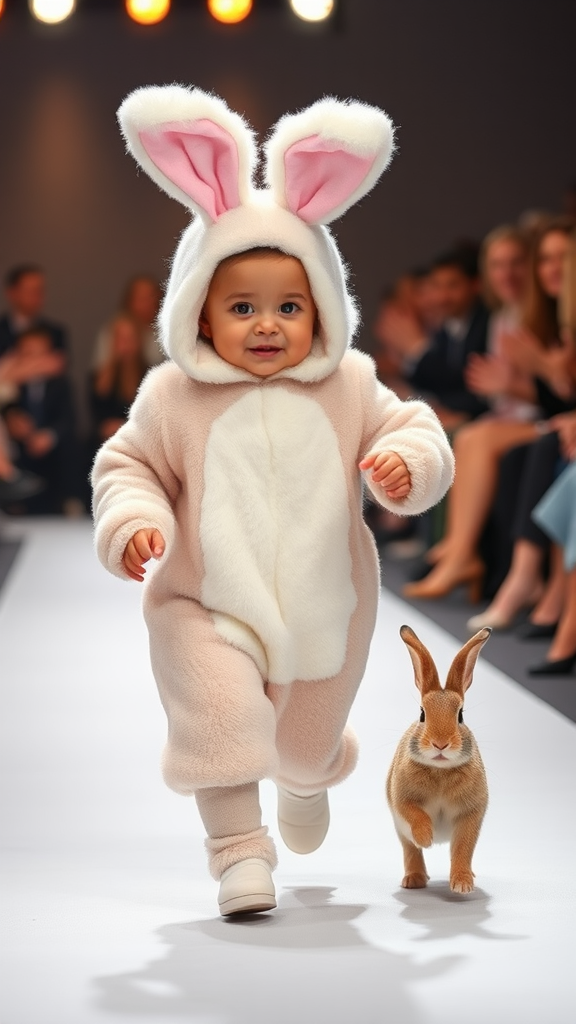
[356,351,454,516]
[91,366,179,580]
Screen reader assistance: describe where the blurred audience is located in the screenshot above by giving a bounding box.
[402,218,574,602]
[464,229,576,631]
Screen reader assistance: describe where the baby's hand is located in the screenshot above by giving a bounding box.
[359,451,411,500]
[123,529,165,583]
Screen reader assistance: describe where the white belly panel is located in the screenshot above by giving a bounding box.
[200,389,357,684]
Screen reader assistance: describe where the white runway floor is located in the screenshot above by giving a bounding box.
[1,519,575,1024]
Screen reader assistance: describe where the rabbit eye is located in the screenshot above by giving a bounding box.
[458,708,464,724]
[419,707,425,722]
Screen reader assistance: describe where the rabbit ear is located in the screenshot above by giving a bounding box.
[265,97,395,225]
[117,85,257,221]
[445,628,492,696]
[400,625,441,697]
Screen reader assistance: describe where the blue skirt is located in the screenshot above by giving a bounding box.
[532,461,576,571]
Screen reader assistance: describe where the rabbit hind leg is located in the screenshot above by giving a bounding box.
[398,833,429,889]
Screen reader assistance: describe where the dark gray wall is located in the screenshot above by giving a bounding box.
[1,0,575,424]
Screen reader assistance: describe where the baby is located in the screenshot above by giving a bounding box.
[92,86,454,916]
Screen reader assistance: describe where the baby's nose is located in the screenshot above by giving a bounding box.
[255,315,279,335]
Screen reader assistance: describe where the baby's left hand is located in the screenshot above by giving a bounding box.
[359,451,411,500]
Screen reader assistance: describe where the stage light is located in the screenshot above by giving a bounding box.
[29,0,76,23]
[0,0,4,20]
[208,0,253,26]
[290,0,334,22]
[126,0,171,25]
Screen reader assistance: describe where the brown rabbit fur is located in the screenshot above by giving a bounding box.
[386,625,490,894]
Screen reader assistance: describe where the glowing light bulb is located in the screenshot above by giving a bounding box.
[126,0,171,25]
[207,0,253,26]
[29,0,76,23]
[290,0,334,22]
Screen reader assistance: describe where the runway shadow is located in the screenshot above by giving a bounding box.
[92,886,460,1023]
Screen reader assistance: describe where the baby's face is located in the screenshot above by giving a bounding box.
[200,253,316,377]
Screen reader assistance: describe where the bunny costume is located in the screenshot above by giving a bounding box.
[92,86,454,878]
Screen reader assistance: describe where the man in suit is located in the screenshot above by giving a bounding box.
[404,246,490,425]
[374,246,490,431]
[0,265,68,358]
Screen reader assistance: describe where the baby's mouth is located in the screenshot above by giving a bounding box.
[249,345,282,355]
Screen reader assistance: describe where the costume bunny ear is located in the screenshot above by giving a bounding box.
[265,97,395,225]
[117,85,257,221]
[445,628,492,696]
[400,626,441,697]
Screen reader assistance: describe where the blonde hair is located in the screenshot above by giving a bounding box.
[479,225,529,309]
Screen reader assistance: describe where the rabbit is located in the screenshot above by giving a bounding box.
[386,624,491,894]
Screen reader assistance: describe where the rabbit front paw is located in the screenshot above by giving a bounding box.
[411,820,433,848]
[450,871,474,894]
[401,872,428,889]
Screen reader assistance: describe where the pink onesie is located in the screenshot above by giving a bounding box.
[92,86,454,877]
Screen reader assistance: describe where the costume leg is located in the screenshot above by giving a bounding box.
[195,782,277,879]
[271,676,360,794]
[269,605,374,795]
[144,597,280,876]
[144,597,280,793]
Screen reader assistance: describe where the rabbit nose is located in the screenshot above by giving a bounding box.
[432,742,449,750]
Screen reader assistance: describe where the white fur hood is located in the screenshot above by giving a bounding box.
[117,85,395,384]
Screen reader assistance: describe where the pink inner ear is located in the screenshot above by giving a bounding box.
[139,118,240,220]
[284,134,375,223]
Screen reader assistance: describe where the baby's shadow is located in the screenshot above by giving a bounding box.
[394,882,525,942]
[92,886,459,1023]
[199,885,373,949]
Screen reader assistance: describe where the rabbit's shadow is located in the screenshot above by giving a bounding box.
[394,882,525,942]
[92,886,460,1023]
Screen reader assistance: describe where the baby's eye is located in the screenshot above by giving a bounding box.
[232,302,253,315]
[279,302,299,315]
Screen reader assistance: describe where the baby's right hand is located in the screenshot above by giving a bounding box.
[123,529,165,582]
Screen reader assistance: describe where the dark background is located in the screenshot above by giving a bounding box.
[1,0,575,423]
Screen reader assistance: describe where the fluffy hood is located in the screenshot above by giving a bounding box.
[118,85,395,384]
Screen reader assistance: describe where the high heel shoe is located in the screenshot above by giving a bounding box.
[467,610,515,633]
[516,621,559,640]
[403,561,484,603]
[528,652,576,676]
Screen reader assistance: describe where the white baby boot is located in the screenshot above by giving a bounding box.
[217,858,277,917]
[277,787,330,854]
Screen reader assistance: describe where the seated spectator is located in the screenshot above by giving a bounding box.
[2,329,81,515]
[403,217,574,602]
[88,313,148,455]
[0,332,69,507]
[466,224,535,420]
[0,265,68,358]
[92,274,162,370]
